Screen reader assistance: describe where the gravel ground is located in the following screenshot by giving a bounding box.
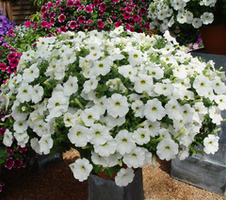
[0,148,225,200]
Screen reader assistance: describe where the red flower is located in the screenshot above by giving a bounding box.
[67,0,74,7]
[99,3,106,12]
[123,12,130,20]
[98,20,104,28]
[9,58,19,68]
[13,159,23,168]
[41,21,48,27]
[114,21,122,27]
[18,146,27,153]
[24,21,31,28]
[93,0,100,6]
[58,14,66,22]
[7,67,14,74]
[132,14,140,22]
[144,23,150,31]
[7,30,15,37]
[78,15,86,23]
[42,12,48,19]
[69,21,77,29]
[5,158,14,170]
[0,63,7,71]
[49,11,55,18]
[7,52,16,61]
[85,5,93,13]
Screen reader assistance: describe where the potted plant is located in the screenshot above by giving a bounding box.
[1,26,225,198]
[148,0,226,55]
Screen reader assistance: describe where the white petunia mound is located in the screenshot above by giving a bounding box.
[1,27,225,187]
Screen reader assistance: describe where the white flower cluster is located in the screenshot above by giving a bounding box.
[148,0,216,32]
[1,26,225,187]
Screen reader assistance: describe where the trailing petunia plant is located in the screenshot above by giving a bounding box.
[1,27,225,187]
[37,0,152,34]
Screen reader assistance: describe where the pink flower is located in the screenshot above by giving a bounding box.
[8,30,15,37]
[7,67,14,74]
[50,17,55,24]
[41,21,48,27]
[123,12,130,20]
[9,58,19,68]
[74,0,81,7]
[67,0,74,7]
[93,0,100,6]
[60,26,67,32]
[87,19,93,24]
[49,11,55,18]
[113,0,119,3]
[18,146,27,153]
[47,2,53,8]
[85,5,93,13]
[114,21,122,27]
[7,52,16,61]
[13,159,23,168]
[41,6,46,13]
[78,15,86,23]
[98,20,104,28]
[42,12,48,19]
[58,14,66,22]
[99,3,106,12]
[112,13,116,19]
[6,148,14,156]
[77,4,84,11]
[132,14,140,22]
[5,158,14,170]
[0,63,7,71]
[126,7,133,13]
[69,21,77,29]
[16,53,22,58]
[24,21,31,28]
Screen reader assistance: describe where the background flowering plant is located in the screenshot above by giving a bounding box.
[1,27,225,187]
[147,0,226,45]
[38,0,151,34]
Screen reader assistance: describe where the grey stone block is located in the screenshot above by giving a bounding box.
[171,50,226,195]
[28,152,63,174]
[88,168,144,200]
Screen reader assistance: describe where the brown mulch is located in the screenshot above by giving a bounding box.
[0,148,225,200]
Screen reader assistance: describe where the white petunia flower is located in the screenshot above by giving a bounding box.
[144,98,165,122]
[69,158,93,181]
[39,134,53,154]
[154,82,174,96]
[115,168,135,187]
[31,84,44,103]
[81,107,100,126]
[215,95,226,111]
[94,138,117,157]
[180,104,195,124]
[134,74,153,94]
[64,112,78,127]
[16,82,33,103]
[211,76,226,94]
[118,65,136,81]
[85,50,104,61]
[30,137,41,154]
[22,63,39,83]
[123,147,146,168]
[107,93,129,118]
[157,138,179,161]
[115,130,136,155]
[13,120,28,133]
[91,151,108,167]
[201,12,214,25]
[204,134,219,154]
[3,129,13,147]
[192,18,202,28]
[131,100,144,118]
[68,124,91,147]
[193,75,212,97]
[63,76,78,96]
[132,128,151,145]
[209,106,223,125]
[92,59,111,76]
[89,123,112,145]
[128,49,144,66]
[82,76,99,94]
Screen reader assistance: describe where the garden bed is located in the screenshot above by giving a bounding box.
[0,149,225,200]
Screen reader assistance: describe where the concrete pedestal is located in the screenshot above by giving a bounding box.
[88,168,144,200]
[171,50,226,195]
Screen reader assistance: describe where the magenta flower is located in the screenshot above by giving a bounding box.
[18,146,27,153]
[123,12,130,20]
[0,128,5,135]
[47,2,53,8]
[41,21,48,28]
[7,67,14,74]
[7,52,16,61]
[50,17,55,24]
[98,20,104,28]
[0,63,7,71]
[5,158,14,170]
[13,159,23,168]
[42,12,48,19]
[126,7,133,13]
[6,148,14,156]
[58,14,66,23]
[87,19,93,24]
[67,0,74,7]
[0,182,4,192]
[93,0,100,6]
[85,5,93,13]
[77,4,84,11]
[74,0,81,7]
[69,21,77,29]
[132,14,140,22]
[99,3,106,12]
[114,21,122,27]
[9,58,19,68]
[60,26,67,32]
[7,30,15,37]
[41,6,46,13]
[16,53,22,58]
[78,15,86,23]
[24,21,31,28]
[112,13,116,19]
[113,0,120,3]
